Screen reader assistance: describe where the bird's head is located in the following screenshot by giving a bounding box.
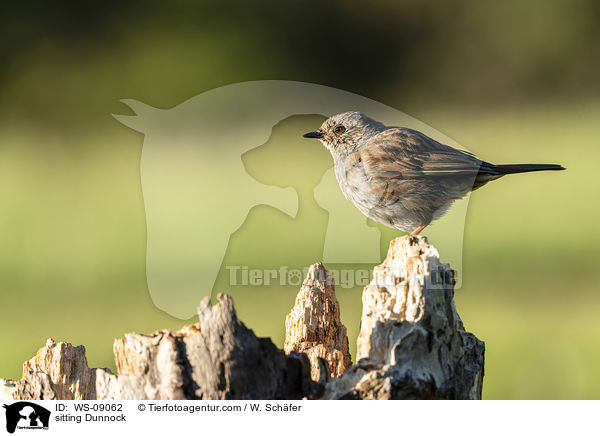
[303,111,386,158]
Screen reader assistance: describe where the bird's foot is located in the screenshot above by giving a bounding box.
[408,224,427,244]
[410,224,426,236]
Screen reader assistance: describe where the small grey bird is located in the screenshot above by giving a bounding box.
[303,111,564,235]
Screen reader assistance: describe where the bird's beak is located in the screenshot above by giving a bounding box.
[303,129,325,139]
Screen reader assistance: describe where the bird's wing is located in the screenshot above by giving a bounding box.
[356,127,496,179]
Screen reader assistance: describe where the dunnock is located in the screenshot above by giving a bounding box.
[304,111,564,235]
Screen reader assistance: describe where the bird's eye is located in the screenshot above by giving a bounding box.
[334,125,346,135]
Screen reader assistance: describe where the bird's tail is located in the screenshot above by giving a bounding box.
[493,163,565,175]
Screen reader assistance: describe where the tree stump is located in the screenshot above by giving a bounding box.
[0,295,319,400]
[0,236,484,400]
[323,235,485,399]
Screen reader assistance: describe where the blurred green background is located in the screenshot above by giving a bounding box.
[1,0,599,399]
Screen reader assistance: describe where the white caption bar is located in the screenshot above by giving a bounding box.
[0,400,596,436]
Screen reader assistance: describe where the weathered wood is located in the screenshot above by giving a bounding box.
[0,339,113,400]
[284,263,352,381]
[183,294,320,399]
[324,235,485,399]
[0,294,319,400]
[0,236,484,400]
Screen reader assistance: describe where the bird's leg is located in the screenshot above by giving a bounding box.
[411,224,426,236]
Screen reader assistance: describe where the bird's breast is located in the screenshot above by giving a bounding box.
[334,156,374,210]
